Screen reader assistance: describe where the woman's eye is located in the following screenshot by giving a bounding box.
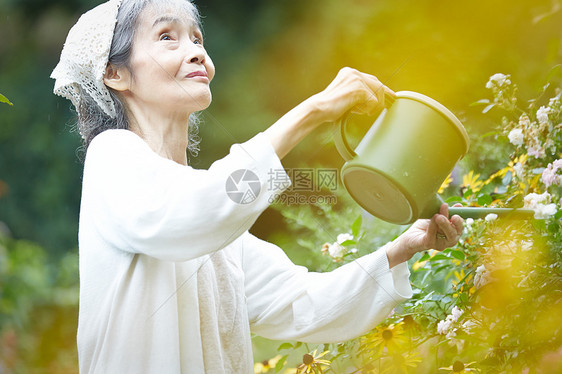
[193,38,203,45]
[160,33,172,41]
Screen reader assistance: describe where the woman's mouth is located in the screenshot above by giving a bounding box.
[186,71,209,80]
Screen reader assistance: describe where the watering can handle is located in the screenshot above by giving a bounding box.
[447,207,536,220]
[423,195,536,220]
[334,92,396,161]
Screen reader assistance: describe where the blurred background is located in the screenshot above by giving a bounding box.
[0,0,560,371]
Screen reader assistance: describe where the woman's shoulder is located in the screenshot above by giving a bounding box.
[89,129,145,148]
[87,129,151,159]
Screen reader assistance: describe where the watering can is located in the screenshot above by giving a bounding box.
[335,91,535,225]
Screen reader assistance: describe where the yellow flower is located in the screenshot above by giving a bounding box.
[285,350,331,374]
[439,360,479,373]
[438,173,453,194]
[391,351,422,372]
[362,323,408,357]
[462,171,484,193]
[254,355,282,373]
[412,250,437,271]
[483,166,510,186]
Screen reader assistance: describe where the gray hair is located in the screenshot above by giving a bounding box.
[77,0,202,157]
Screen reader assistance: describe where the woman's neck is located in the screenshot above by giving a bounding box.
[126,103,191,166]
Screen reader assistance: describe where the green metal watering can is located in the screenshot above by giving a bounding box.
[335,91,534,225]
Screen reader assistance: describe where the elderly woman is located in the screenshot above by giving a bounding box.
[52,0,463,373]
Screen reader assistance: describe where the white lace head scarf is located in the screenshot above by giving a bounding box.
[51,0,122,118]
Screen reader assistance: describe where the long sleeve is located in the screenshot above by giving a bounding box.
[242,232,413,343]
[81,129,289,262]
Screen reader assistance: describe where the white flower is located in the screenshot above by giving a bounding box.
[462,320,478,333]
[438,307,464,336]
[437,319,452,335]
[513,162,525,180]
[521,240,533,252]
[524,192,551,208]
[486,73,511,89]
[474,264,491,289]
[450,306,464,322]
[328,242,345,258]
[336,233,354,244]
[535,203,558,219]
[464,218,474,234]
[485,213,498,222]
[445,328,458,340]
[536,106,551,124]
[524,192,557,219]
[548,96,560,109]
[508,128,524,146]
[519,114,531,128]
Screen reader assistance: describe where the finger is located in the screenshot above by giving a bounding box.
[365,76,396,108]
[351,82,382,116]
[436,214,458,242]
[451,215,464,235]
[426,214,439,241]
[439,203,450,219]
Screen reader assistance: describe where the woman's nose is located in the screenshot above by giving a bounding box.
[186,45,205,64]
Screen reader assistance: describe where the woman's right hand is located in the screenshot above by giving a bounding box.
[309,67,396,125]
[264,67,395,159]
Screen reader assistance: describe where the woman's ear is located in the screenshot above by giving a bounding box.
[104,63,131,92]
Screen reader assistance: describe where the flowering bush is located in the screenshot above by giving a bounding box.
[256,71,562,373]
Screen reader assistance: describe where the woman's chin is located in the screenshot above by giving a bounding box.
[181,91,212,113]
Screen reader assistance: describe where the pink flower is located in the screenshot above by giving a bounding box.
[542,159,562,188]
[528,146,546,159]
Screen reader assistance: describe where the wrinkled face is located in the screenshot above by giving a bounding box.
[126,2,215,116]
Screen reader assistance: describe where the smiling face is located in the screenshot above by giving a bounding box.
[117,1,215,118]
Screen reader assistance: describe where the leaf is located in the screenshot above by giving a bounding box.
[277,342,293,351]
[0,93,13,106]
[482,103,496,114]
[275,355,288,373]
[469,99,490,107]
[548,222,559,234]
[477,194,493,206]
[418,253,431,262]
[351,214,362,238]
[501,171,512,185]
[531,167,545,175]
[480,131,501,139]
[340,240,356,246]
[445,196,463,204]
[430,253,450,262]
[546,64,562,83]
[449,250,465,261]
[505,194,523,208]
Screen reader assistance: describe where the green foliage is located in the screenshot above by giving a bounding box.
[0,232,79,373]
[0,93,13,106]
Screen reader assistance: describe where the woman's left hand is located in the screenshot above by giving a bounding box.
[401,203,464,253]
[385,204,464,268]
